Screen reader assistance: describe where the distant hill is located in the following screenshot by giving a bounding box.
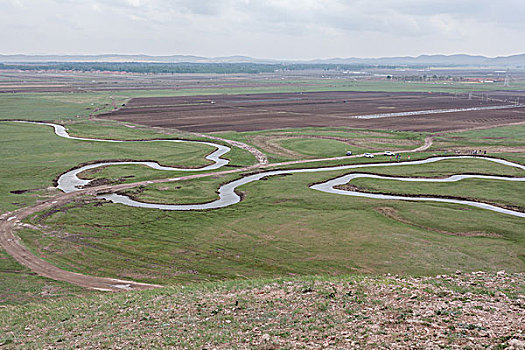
[1,53,524,67]
[309,54,525,67]
[0,54,274,64]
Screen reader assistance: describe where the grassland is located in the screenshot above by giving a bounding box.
[119,174,240,205]
[279,138,354,157]
[348,178,524,209]
[347,158,525,177]
[1,118,522,289]
[77,150,437,185]
[214,128,425,162]
[65,119,195,140]
[116,158,525,205]
[431,124,525,163]
[20,158,524,287]
[1,76,524,313]
[65,119,257,168]
[0,92,116,121]
[1,111,523,289]
[435,125,525,147]
[100,79,525,96]
[0,121,233,212]
[1,71,524,350]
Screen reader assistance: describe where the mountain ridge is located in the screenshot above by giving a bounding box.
[1,53,524,67]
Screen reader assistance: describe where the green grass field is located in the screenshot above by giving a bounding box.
[279,138,354,158]
[119,174,241,205]
[19,157,524,287]
[348,158,525,177]
[214,128,425,162]
[2,118,524,287]
[115,157,525,205]
[65,120,258,168]
[0,121,235,212]
[0,92,116,121]
[349,177,524,209]
[436,125,525,147]
[1,78,524,308]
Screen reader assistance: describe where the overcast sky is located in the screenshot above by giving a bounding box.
[2,0,524,59]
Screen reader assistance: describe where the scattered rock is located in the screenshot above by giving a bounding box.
[3,272,523,348]
[508,339,525,350]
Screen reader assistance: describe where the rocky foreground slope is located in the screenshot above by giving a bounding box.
[1,272,523,349]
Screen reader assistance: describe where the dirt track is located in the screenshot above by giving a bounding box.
[99,91,525,132]
[0,196,163,292]
[268,136,433,167]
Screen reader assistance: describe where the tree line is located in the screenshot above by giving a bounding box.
[0,62,396,74]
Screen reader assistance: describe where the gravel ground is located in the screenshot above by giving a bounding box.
[1,272,523,349]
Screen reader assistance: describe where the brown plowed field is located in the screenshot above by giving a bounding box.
[99,91,525,132]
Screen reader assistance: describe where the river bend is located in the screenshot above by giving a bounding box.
[14,121,231,174]
[58,156,525,217]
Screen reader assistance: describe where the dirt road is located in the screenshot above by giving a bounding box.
[266,136,433,167]
[0,199,162,292]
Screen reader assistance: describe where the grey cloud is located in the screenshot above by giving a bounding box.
[0,0,524,58]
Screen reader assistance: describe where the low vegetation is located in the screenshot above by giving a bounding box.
[431,124,525,164]
[0,93,113,121]
[1,272,522,348]
[119,174,240,205]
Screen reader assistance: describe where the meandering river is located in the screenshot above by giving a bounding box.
[9,121,524,217]
[60,155,525,217]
